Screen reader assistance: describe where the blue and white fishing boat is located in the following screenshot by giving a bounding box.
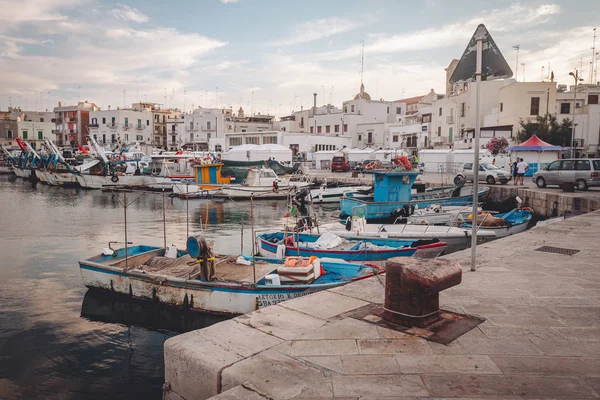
[78,237,384,315]
[463,207,533,238]
[340,170,489,222]
[257,231,447,262]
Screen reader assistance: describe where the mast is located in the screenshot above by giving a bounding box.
[360,40,365,87]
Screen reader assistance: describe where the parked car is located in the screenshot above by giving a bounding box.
[454,162,512,185]
[331,155,350,172]
[532,158,600,191]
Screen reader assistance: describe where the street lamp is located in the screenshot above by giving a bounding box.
[568,70,584,157]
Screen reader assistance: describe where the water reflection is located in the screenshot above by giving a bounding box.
[81,289,230,333]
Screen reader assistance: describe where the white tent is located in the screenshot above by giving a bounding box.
[226,144,292,163]
[314,150,338,170]
[346,147,375,163]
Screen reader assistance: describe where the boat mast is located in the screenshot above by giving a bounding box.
[250,194,256,283]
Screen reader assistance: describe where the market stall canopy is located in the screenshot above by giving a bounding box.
[506,135,564,151]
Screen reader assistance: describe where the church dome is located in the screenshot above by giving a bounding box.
[353,83,371,100]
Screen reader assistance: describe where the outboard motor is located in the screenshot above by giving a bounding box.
[186,235,215,281]
[390,204,415,222]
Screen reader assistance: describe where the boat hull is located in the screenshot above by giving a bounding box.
[340,187,490,222]
[307,186,372,204]
[257,233,446,261]
[45,171,79,186]
[75,174,169,190]
[0,166,14,174]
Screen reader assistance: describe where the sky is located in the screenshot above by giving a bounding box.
[0,0,598,117]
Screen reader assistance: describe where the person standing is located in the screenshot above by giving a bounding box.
[516,158,529,186]
[512,159,518,185]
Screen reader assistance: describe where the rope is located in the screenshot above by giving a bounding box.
[382,306,439,319]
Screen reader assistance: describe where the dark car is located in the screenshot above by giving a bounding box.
[331,156,349,172]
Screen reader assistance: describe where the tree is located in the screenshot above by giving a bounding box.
[516,113,572,147]
[485,136,508,155]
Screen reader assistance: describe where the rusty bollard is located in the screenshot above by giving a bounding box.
[383,258,462,328]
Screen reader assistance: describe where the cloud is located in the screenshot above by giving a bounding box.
[0,0,83,32]
[111,4,149,23]
[272,17,360,46]
[321,3,561,60]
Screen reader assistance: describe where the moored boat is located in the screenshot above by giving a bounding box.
[257,231,447,261]
[78,238,384,315]
[463,207,533,238]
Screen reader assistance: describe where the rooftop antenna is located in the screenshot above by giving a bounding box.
[164,88,167,109]
[184,89,187,113]
[360,40,365,87]
[512,45,520,80]
[591,28,597,84]
[520,62,526,81]
[123,89,126,108]
[78,86,81,103]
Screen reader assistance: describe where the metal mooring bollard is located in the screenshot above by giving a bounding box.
[383,258,462,328]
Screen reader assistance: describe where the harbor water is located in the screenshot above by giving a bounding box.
[0,176,339,400]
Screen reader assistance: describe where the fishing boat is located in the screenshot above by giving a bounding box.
[340,170,489,222]
[0,146,16,174]
[319,216,496,254]
[256,231,447,262]
[406,204,483,226]
[13,138,43,180]
[78,238,384,315]
[463,207,533,238]
[171,163,233,198]
[210,167,312,200]
[301,183,373,204]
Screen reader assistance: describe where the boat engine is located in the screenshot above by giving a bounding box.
[186,235,215,281]
[390,204,415,222]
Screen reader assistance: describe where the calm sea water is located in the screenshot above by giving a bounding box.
[0,176,339,400]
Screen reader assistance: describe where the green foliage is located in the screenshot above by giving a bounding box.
[485,136,509,155]
[516,113,572,147]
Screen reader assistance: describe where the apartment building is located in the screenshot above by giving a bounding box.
[88,107,154,147]
[53,101,99,146]
[182,107,224,151]
[556,84,600,157]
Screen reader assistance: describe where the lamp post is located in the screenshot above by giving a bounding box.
[568,70,584,157]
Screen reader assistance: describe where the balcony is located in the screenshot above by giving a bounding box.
[446,115,454,124]
[136,125,144,130]
[107,123,117,129]
[88,124,99,128]
[573,138,585,148]
[185,125,198,131]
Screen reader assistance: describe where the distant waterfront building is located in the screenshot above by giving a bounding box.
[88,106,154,148]
[182,107,225,151]
[53,101,99,146]
[0,107,56,149]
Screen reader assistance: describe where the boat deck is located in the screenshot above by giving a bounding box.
[125,254,276,283]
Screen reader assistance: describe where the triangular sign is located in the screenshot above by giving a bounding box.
[449,24,513,84]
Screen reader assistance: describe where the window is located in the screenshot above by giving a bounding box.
[358,134,362,141]
[560,103,571,114]
[40,118,44,122]
[588,94,599,105]
[93,134,97,141]
[498,103,502,113]
[7,130,12,139]
[38,131,43,140]
[102,117,106,124]
[102,134,106,144]
[137,135,143,141]
[576,102,581,108]
[125,134,129,142]
[207,121,211,130]
[438,107,442,116]
[229,137,242,146]
[111,117,116,126]
[421,125,427,131]
[449,127,453,141]
[171,124,176,132]
[463,163,473,170]
[147,120,150,126]
[91,117,97,125]
[207,133,211,139]
[593,160,600,170]
[460,103,466,116]
[343,124,348,132]
[393,135,399,142]
[344,106,347,113]
[124,117,129,127]
[111,134,116,143]
[546,161,560,171]
[263,136,277,144]
[530,97,540,115]
[245,136,259,144]
[437,126,441,136]
[367,132,373,143]
[351,105,355,112]
[317,126,322,133]
[576,160,591,170]
[189,121,193,129]
[22,131,27,139]
[138,119,142,128]
[422,114,431,123]
[396,107,401,114]
[561,160,575,170]
[325,125,330,133]
[386,107,389,114]
[300,117,304,128]
[310,126,314,134]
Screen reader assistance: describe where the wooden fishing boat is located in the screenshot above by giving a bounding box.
[78,240,384,315]
[256,231,447,261]
[463,208,533,238]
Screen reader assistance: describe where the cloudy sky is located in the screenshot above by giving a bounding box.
[0,0,598,116]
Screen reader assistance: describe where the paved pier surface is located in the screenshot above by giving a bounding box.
[163,211,600,400]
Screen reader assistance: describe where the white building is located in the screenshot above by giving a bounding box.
[556,84,600,157]
[182,107,225,151]
[88,107,154,147]
[0,117,56,149]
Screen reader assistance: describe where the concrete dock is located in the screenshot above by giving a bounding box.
[163,210,600,399]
